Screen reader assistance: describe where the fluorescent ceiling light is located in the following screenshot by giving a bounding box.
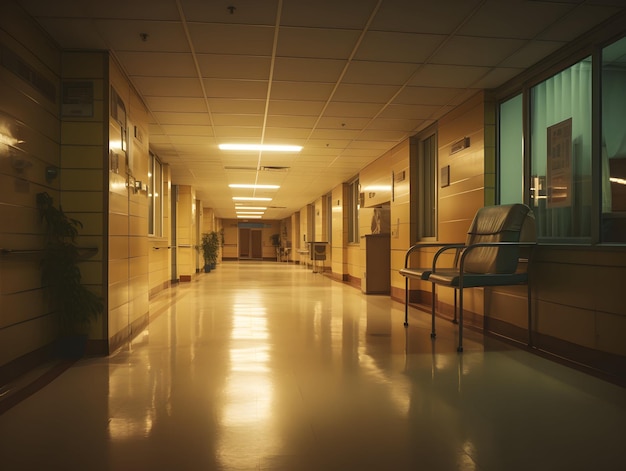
[236,211,265,214]
[219,143,302,152]
[237,215,262,219]
[235,206,268,210]
[229,184,280,189]
[232,197,272,201]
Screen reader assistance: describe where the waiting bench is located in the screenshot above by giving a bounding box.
[400,203,536,352]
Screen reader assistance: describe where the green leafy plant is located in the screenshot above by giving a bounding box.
[37,192,103,335]
[270,233,280,247]
[201,231,220,268]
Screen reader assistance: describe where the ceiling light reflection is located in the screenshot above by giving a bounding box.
[219,143,302,152]
[232,197,272,201]
[229,184,280,189]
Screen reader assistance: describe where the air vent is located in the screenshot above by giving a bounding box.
[1,45,56,103]
[261,166,289,172]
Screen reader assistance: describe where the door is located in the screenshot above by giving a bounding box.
[251,230,263,259]
[239,228,250,258]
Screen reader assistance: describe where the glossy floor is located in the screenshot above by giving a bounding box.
[1,261,625,471]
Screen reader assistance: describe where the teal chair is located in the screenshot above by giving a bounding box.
[400,204,536,352]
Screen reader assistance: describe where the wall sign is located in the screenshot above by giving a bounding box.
[547,118,572,208]
[62,81,93,117]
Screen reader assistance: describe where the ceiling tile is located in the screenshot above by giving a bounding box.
[132,77,203,97]
[280,0,379,29]
[95,19,190,53]
[151,112,212,126]
[196,54,272,80]
[355,31,445,63]
[180,0,279,25]
[203,79,268,99]
[459,0,573,39]
[333,83,400,103]
[537,4,622,41]
[208,99,266,114]
[370,0,483,34]
[271,82,335,101]
[343,61,418,85]
[144,97,207,113]
[273,57,346,82]
[408,64,491,88]
[277,27,361,59]
[188,23,275,55]
[431,36,526,67]
[116,52,197,77]
[394,87,462,106]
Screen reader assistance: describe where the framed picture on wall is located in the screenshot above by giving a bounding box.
[547,118,572,208]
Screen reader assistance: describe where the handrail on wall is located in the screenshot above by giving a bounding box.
[1,247,99,257]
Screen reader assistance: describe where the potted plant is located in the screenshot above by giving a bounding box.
[201,231,220,272]
[36,192,103,358]
[270,233,281,260]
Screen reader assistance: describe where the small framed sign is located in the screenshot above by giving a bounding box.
[62,81,93,117]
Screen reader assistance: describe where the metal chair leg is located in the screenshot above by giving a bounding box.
[457,287,464,352]
[404,277,409,327]
[452,289,458,324]
[430,283,436,338]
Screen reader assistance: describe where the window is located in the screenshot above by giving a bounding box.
[601,36,626,242]
[419,132,437,239]
[411,128,437,241]
[348,178,359,243]
[530,58,592,242]
[497,32,626,244]
[148,152,163,237]
[499,94,524,204]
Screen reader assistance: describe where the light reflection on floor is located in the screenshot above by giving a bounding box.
[1,261,625,471]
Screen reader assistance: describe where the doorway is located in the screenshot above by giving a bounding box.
[239,228,263,260]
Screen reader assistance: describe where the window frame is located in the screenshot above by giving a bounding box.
[347,177,360,244]
[148,151,163,237]
[495,30,626,246]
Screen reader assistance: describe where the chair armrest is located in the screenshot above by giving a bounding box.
[431,244,467,272]
[404,242,464,268]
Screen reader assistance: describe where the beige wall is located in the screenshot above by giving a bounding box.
[176,185,197,280]
[61,51,108,346]
[0,3,63,370]
[108,57,151,352]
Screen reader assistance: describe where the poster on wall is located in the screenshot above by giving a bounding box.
[547,118,572,208]
[62,81,93,117]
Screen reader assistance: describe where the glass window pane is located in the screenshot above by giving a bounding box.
[499,94,524,204]
[601,36,626,243]
[148,153,155,235]
[348,179,359,243]
[419,134,436,238]
[530,58,592,241]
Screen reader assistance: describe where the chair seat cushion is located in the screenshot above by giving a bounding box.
[399,268,432,280]
[429,271,528,288]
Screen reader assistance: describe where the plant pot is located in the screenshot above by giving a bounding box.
[204,264,211,273]
[57,334,88,359]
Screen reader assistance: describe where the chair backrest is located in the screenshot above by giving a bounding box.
[312,243,327,261]
[463,204,535,274]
